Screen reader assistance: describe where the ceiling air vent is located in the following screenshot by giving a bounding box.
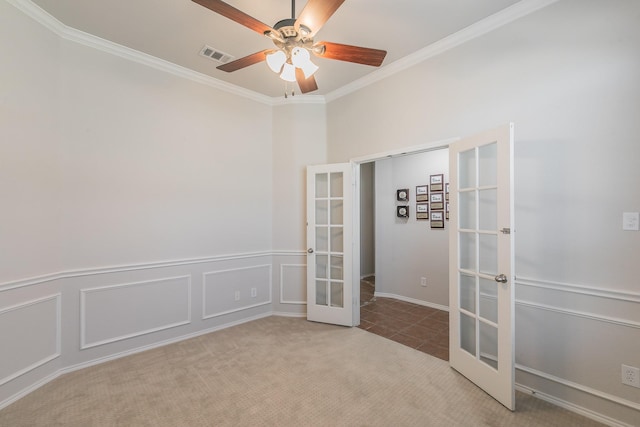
[199,45,234,64]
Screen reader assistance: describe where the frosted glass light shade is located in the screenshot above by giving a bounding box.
[266,50,286,73]
[291,47,310,67]
[299,60,319,79]
[280,62,296,82]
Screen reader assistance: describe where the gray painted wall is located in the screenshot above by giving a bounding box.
[327,1,640,424]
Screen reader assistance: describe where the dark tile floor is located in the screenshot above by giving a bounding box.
[358,277,450,361]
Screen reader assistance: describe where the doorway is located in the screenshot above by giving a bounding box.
[356,148,451,361]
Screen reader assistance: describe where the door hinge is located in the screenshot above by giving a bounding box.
[500,228,511,234]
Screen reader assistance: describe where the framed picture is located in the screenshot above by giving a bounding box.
[416,203,429,219]
[445,183,450,200]
[430,192,444,210]
[446,202,450,220]
[397,189,409,202]
[430,174,444,192]
[397,205,409,218]
[431,211,445,228]
[416,185,429,202]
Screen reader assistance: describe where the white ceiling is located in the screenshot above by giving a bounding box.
[30,0,525,98]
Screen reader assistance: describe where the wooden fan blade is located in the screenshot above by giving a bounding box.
[295,0,345,36]
[192,0,273,35]
[216,50,270,72]
[314,41,387,67]
[295,68,318,94]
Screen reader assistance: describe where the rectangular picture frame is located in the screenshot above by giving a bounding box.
[430,174,444,192]
[416,202,429,219]
[430,192,444,210]
[431,211,445,228]
[416,185,429,202]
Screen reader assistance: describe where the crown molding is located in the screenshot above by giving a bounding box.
[324,0,560,103]
[5,0,277,105]
[8,0,559,106]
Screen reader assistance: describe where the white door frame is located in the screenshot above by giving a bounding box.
[349,137,460,317]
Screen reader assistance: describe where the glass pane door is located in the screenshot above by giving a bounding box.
[449,124,515,410]
[307,163,353,326]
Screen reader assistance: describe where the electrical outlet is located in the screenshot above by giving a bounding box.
[234,291,240,301]
[420,277,427,287]
[251,287,257,298]
[621,364,640,388]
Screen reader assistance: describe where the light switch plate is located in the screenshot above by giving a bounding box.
[622,212,639,231]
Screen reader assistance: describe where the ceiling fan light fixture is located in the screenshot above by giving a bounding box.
[266,50,286,73]
[280,62,297,82]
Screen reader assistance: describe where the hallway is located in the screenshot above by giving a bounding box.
[358,278,449,361]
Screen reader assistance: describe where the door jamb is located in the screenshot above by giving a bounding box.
[349,137,460,324]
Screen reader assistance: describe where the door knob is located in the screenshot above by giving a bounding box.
[494,274,508,284]
[307,248,314,254]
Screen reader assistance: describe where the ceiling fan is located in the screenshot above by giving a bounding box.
[192,0,387,94]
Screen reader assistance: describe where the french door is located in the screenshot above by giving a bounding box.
[449,124,515,410]
[306,163,355,326]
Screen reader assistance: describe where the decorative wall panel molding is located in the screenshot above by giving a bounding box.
[1,251,273,292]
[280,264,306,304]
[516,277,640,303]
[0,294,61,386]
[202,264,272,320]
[515,277,639,329]
[80,276,191,349]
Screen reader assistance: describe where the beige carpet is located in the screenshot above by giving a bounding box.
[0,316,604,427]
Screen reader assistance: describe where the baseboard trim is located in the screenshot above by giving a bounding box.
[0,311,272,411]
[515,383,633,427]
[516,364,640,413]
[374,292,449,312]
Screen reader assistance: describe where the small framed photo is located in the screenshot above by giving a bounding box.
[430,174,444,192]
[416,203,429,219]
[397,205,409,218]
[445,183,450,193]
[397,189,409,202]
[446,202,450,220]
[431,211,445,228]
[415,185,429,202]
[430,192,444,210]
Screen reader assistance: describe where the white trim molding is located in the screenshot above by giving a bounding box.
[374,292,449,312]
[7,0,560,106]
[280,263,307,305]
[0,294,61,387]
[0,251,273,292]
[80,276,192,349]
[515,277,639,329]
[324,0,561,102]
[516,276,640,303]
[202,264,273,320]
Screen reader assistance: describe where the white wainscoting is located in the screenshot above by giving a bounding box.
[202,264,272,319]
[280,264,306,305]
[0,294,61,386]
[80,276,192,349]
[514,277,640,426]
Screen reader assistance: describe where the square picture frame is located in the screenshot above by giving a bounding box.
[430,174,444,192]
[397,205,409,218]
[397,188,409,202]
[416,185,429,202]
